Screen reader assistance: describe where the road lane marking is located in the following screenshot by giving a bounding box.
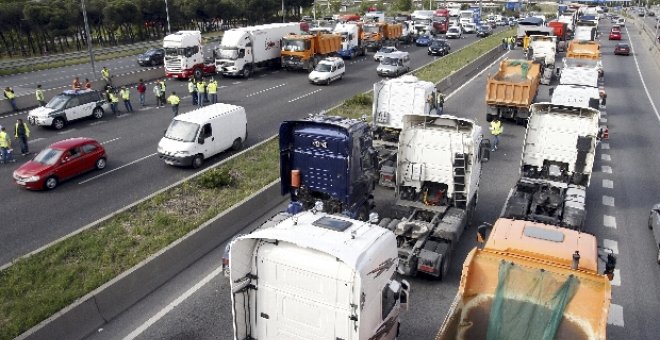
[89,121,107,126]
[611,269,621,287]
[603,239,619,254]
[122,266,224,340]
[601,142,610,150]
[600,117,607,124]
[101,137,121,145]
[602,165,612,174]
[246,83,286,98]
[602,179,613,189]
[602,195,615,207]
[607,304,624,327]
[58,129,76,134]
[78,152,157,185]
[625,26,660,123]
[601,154,611,161]
[288,89,322,103]
[604,215,617,229]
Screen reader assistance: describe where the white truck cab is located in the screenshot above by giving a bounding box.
[157,103,247,168]
[308,57,345,85]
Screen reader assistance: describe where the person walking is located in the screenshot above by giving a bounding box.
[188,78,198,105]
[196,79,206,107]
[120,86,133,112]
[14,118,30,155]
[35,84,46,106]
[501,37,507,51]
[108,90,120,116]
[208,78,218,104]
[3,87,18,112]
[0,127,15,164]
[167,91,181,116]
[101,66,112,86]
[137,79,146,106]
[84,78,92,89]
[489,118,503,152]
[153,83,162,107]
[436,92,445,115]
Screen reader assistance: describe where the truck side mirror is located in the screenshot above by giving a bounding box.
[197,137,205,145]
[479,139,491,162]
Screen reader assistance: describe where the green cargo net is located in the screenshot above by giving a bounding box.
[507,60,530,79]
[487,261,579,340]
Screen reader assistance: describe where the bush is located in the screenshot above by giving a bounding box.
[196,168,233,189]
[344,93,372,106]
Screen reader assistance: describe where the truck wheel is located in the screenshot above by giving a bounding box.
[387,219,400,232]
[242,66,251,78]
[193,68,203,80]
[515,117,527,126]
[378,218,392,228]
[440,251,452,280]
[357,205,369,221]
[191,154,203,169]
[231,137,243,151]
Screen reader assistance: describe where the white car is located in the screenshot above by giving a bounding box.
[462,23,477,34]
[308,57,345,85]
[446,26,462,39]
[373,46,399,62]
[27,89,110,130]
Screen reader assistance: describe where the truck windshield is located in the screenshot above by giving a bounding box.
[165,120,200,142]
[282,39,307,52]
[364,25,379,33]
[46,95,71,110]
[217,47,238,60]
[164,47,184,55]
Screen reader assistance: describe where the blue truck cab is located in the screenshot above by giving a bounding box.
[279,115,378,220]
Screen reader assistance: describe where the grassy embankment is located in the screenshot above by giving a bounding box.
[0,27,513,340]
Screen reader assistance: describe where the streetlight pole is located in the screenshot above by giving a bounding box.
[164,0,172,34]
[282,0,285,23]
[80,0,96,79]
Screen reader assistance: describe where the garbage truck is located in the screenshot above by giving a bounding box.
[229,210,410,340]
[485,59,541,124]
[281,32,342,71]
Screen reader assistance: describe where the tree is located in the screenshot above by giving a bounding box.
[393,0,413,12]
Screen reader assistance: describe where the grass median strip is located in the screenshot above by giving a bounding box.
[0,28,513,340]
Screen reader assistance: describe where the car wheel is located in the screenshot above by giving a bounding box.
[95,157,107,170]
[52,117,65,130]
[231,137,243,151]
[45,177,58,190]
[92,107,104,119]
[191,154,203,169]
[326,78,331,85]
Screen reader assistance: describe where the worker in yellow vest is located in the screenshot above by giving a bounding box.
[196,79,206,107]
[101,66,111,86]
[4,87,18,111]
[167,91,181,116]
[35,84,45,106]
[108,90,120,116]
[207,78,218,104]
[119,86,133,112]
[0,126,15,163]
[489,118,503,152]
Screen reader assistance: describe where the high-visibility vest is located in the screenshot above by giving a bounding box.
[101,69,110,79]
[196,82,206,93]
[207,81,217,94]
[159,81,166,92]
[4,89,15,99]
[0,131,9,148]
[109,93,119,103]
[167,95,180,105]
[490,120,503,136]
[15,122,30,138]
[35,89,45,101]
[120,89,130,100]
[188,81,196,93]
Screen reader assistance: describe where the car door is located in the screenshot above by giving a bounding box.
[198,123,214,158]
[336,61,345,80]
[81,143,101,170]
[58,147,85,180]
[62,97,80,121]
[79,93,97,119]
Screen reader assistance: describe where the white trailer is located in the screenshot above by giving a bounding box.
[229,210,410,340]
[215,23,299,78]
[372,75,442,187]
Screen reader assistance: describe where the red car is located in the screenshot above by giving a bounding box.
[13,137,107,190]
[609,31,622,40]
[614,43,631,55]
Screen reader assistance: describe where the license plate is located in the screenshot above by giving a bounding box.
[16,181,26,186]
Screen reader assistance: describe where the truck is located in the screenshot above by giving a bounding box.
[362,22,403,51]
[548,20,570,51]
[552,66,604,109]
[279,114,378,220]
[528,35,558,85]
[281,32,342,71]
[436,218,615,340]
[432,8,450,35]
[229,210,410,340]
[565,40,603,77]
[485,59,542,124]
[372,75,443,187]
[334,22,367,59]
[163,30,215,80]
[214,23,299,78]
[501,103,600,231]
[379,114,490,279]
[574,20,598,40]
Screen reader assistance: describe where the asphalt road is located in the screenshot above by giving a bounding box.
[0,31,503,266]
[82,22,660,340]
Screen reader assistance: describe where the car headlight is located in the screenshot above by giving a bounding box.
[27,175,40,182]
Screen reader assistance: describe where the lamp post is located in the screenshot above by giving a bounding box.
[165,0,172,34]
[80,0,96,79]
[282,0,285,23]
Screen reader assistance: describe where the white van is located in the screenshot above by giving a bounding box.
[377,51,411,77]
[157,103,247,168]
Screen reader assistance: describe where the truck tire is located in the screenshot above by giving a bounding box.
[387,219,400,232]
[440,250,452,280]
[242,66,251,78]
[193,68,203,80]
[357,205,369,221]
[378,218,392,229]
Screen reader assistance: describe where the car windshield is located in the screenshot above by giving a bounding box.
[46,95,71,110]
[165,120,200,142]
[145,49,160,55]
[381,57,401,66]
[418,35,430,40]
[431,41,446,47]
[617,44,629,48]
[449,28,459,33]
[33,148,64,165]
[315,63,332,72]
[378,47,395,54]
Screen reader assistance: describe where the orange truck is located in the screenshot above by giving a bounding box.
[566,40,601,60]
[362,22,403,51]
[485,59,541,124]
[281,32,341,71]
[436,218,616,340]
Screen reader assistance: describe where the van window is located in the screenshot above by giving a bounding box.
[382,283,397,320]
[199,123,212,139]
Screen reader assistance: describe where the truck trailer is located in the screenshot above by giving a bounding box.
[164,31,215,80]
[214,23,300,78]
[485,59,541,124]
[281,32,342,71]
[229,210,410,340]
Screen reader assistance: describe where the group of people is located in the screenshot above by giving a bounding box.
[501,36,517,51]
[0,119,31,164]
[187,77,219,107]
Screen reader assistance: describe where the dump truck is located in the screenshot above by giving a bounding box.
[436,218,615,340]
[281,32,341,71]
[214,23,299,78]
[230,210,410,340]
[362,22,403,51]
[501,103,600,231]
[528,35,558,85]
[565,40,603,78]
[378,115,490,279]
[485,59,541,124]
[279,114,378,220]
[372,75,443,187]
[334,22,367,59]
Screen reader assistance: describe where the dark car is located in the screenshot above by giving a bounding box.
[476,25,493,37]
[137,48,165,66]
[427,39,450,56]
[648,204,660,264]
[649,11,656,17]
[614,43,631,55]
[13,138,107,190]
[415,35,432,46]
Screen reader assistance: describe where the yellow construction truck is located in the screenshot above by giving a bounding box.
[436,218,616,340]
[565,40,603,77]
[281,32,341,71]
[485,59,541,124]
[362,22,403,51]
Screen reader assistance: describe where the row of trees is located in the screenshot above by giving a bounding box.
[0,0,314,57]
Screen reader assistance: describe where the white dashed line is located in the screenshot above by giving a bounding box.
[602,179,614,189]
[601,142,610,150]
[246,83,286,98]
[89,121,107,126]
[78,152,157,185]
[57,129,76,134]
[604,215,617,229]
[607,304,625,327]
[602,195,615,207]
[288,89,323,103]
[601,154,611,161]
[602,165,612,174]
[611,269,621,287]
[600,117,607,123]
[603,239,619,254]
[232,81,241,85]
[101,137,121,145]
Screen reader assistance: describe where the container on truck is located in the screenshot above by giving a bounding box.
[164,30,215,79]
[333,22,367,59]
[230,210,410,340]
[436,218,616,340]
[372,75,443,187]
[552,66,604,109]
[281,32,342,71]
[485,59,541,124]
[215,23,300,78]
[279,114,378,220]
[565,40,603,77]
[379,115,490,279]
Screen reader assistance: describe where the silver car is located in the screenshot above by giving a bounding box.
[376,51,411,77]
[648,203,660,264]
[373,46,399,62]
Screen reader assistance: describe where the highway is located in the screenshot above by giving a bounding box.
[0,31,503,265]
[81,22,660,340]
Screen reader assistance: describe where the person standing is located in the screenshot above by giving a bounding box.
[14,118,30,155]
[153,83,163,107]
[159,79,167,107]
[0,127,14,163]
[120,86,133,112]
[3,87,18,112]
[167,91,180,116]
[208,78,218,104]
[188,78,198,105]
[84,78,92,89]
[108,90,120,116]
[101,66,112,86]
[501,37,507,51]
[489,118,503,152]
[137,79,146,106]
[436,92,445,115]
[35,84,46,106]
[196,79,206,107]
[72,77,82,90]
